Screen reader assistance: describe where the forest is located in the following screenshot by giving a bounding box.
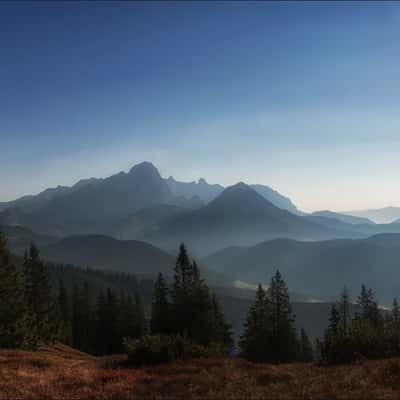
[2,230,400,367]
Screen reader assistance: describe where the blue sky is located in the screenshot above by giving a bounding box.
[1,1,400,211]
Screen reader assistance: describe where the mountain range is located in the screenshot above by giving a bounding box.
[2,161,400,257]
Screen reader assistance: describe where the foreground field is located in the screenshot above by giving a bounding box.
[2,345,400,399]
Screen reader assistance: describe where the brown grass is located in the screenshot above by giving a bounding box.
[1,345,400,399]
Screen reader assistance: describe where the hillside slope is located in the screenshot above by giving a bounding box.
[2,346,400,400]
[205,234,400,302]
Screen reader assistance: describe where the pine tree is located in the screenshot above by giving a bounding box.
[268,270,297,362]
[239,284,269,362]
[328,303,341,335]
[390,298,400,354]
[338,287,351,334]
[0,232,27,348]
[170,244,232,347]
[118,291,143,344]
[95,288,119,355]
[171,243,192,335]
[133,291,146,338]
[151,273,170,334]
[23,243,59,345]
[72,282,93,353]
[209,293,233,348]
[57,279,72,344]
[298,328,314,362]
[392,298,400,329]
[355,284,380,327]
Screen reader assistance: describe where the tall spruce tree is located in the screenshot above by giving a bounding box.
[57,279,72,345]
[170,244,232,347]
[209,293,233,348]
[23,243,59,345]
[0,232,27,348]
[240,271,300,363]
[355,284,380,327]
[118,291,143,344]
[151,273,170,334]
[338,287,351,334]
[390,298,400,353]
[268,270,297,362]
[298,328,314,362]
[72,282,93,353]
[239,284,269,362]
[328,303,341,335]
[392,298,400,329]
[133,291,146,338]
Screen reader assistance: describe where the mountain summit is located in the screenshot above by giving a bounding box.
[129,161,161,178]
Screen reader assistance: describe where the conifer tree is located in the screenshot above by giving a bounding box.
[328,303,341,335]
[133,291,146,338]
[209,293,233,348]
[170,243,232,347]
[298,328,314,362]
[355,284,380,327]
[118,291,143,344]
[0,232,27,348]
[57,279,72,344]
[338,287,351,334]
[171,243,192,334]
[23,243,59,345]
[268,270,297,362]
[72,282,93,353]
[95,288,119,355]
[239,284,269,362]
[392,298,400,329]
[389,298,400,354]
[151,273,170,334]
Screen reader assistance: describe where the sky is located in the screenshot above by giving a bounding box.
[1,1,400,212]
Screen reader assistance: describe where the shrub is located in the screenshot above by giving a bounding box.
[123,334,225,366]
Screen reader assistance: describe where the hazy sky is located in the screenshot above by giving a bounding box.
[1,1,400,212]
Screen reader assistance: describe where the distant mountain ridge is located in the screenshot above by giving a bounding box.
[0,162,199,236]
[144,182,363,255]
[311,210,374,225]
[204,233,400,303]
[344,207,400,224]
[0,162,302,238]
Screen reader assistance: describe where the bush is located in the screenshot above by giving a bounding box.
[123,334,225,366]
[317,326,394,365]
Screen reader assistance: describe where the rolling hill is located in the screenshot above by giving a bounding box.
[40,234,231,286]
[41,234,176,276]
[310,210,374,225]
[204,234,400,303]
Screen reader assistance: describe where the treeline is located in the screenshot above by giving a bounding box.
[239,271,313,363]
[318,286,400,364]
[59,281,145,355]
[0,233,233,359]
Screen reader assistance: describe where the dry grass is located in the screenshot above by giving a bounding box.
[2,345,400,399]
